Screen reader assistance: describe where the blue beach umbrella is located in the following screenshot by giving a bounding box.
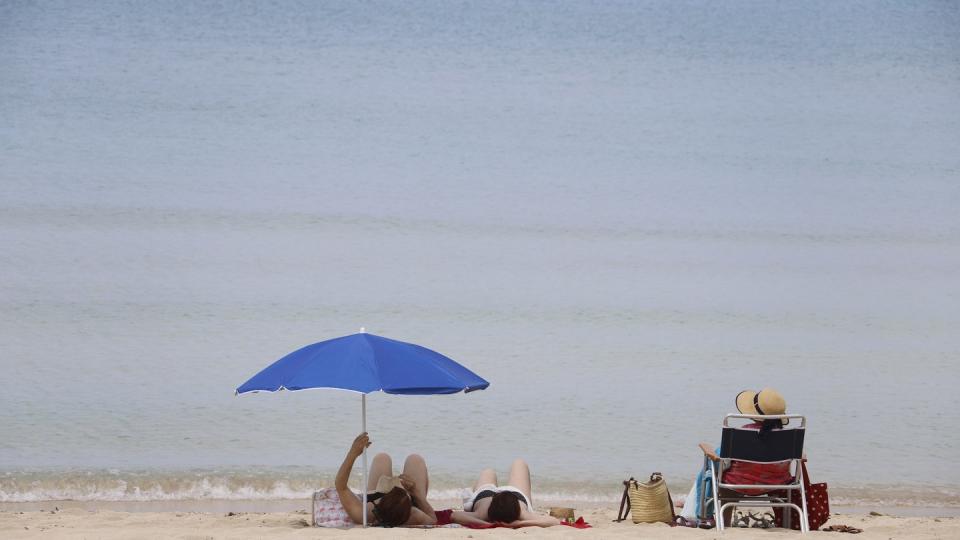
[236,330,489,526]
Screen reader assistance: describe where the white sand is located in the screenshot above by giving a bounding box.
[2,505,957,539]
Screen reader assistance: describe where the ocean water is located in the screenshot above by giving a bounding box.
[1,0,959,507]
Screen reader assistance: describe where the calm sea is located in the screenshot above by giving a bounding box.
[1,0,959,508]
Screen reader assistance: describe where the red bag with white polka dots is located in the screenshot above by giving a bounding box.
[773,461,830,531]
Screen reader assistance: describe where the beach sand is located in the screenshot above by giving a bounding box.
[2,503,957,539]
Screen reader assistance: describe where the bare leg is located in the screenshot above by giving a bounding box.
[506,458,533,506]
[367,453,393,492]
[402,454,430,495]
[474,468,498,490]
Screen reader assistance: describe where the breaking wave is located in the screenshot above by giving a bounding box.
[2,469,958,509]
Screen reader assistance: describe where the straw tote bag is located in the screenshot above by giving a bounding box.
[615,473,676,524]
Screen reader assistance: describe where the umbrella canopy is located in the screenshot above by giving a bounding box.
[235,331,488,527]
[235,332,489,395]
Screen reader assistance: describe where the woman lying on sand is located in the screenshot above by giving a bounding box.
[335,432,559,528]
[334,432,437,527]
[451,459,562,527]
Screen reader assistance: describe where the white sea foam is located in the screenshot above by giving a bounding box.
[0,473,314,502]
[2,471,958,508]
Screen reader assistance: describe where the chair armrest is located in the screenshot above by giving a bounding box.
[699,442,719,461]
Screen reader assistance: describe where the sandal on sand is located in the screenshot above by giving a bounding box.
[733,511,751,528]
[752,512,776,529]
[698,517,716,529]
[823,524,863,534]
[675,517,699,528]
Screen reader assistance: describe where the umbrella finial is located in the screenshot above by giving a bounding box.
[360,326,366,333]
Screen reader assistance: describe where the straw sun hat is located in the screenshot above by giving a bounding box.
[374,475,403,493]
[735,387,788,424]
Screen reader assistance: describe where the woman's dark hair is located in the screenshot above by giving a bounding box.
[758,418,784,436]
[373,487,411,527]
[487,491,521,523]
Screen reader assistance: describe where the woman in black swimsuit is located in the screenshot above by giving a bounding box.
[452,459,561,528]
[334,432,437,527]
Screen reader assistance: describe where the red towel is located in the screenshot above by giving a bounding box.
[561,517,591,528]
[434,509,454,526]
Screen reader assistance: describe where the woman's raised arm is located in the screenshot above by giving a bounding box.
[334,432,371,525]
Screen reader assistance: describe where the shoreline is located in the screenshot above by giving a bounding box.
[3,498,958,518]
[3,470,956,510]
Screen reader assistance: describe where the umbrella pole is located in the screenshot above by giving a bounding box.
[361,393,367,528]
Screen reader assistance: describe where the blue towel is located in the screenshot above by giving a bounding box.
[693,447,720,518]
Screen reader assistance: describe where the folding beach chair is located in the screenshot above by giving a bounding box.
[698,414,809,533]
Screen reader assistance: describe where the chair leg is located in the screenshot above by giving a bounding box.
[709,461,724,532]
[783,500,791,530]
[798,467,810,533]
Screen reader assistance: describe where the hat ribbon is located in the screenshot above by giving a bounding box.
[753,394,766,415]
